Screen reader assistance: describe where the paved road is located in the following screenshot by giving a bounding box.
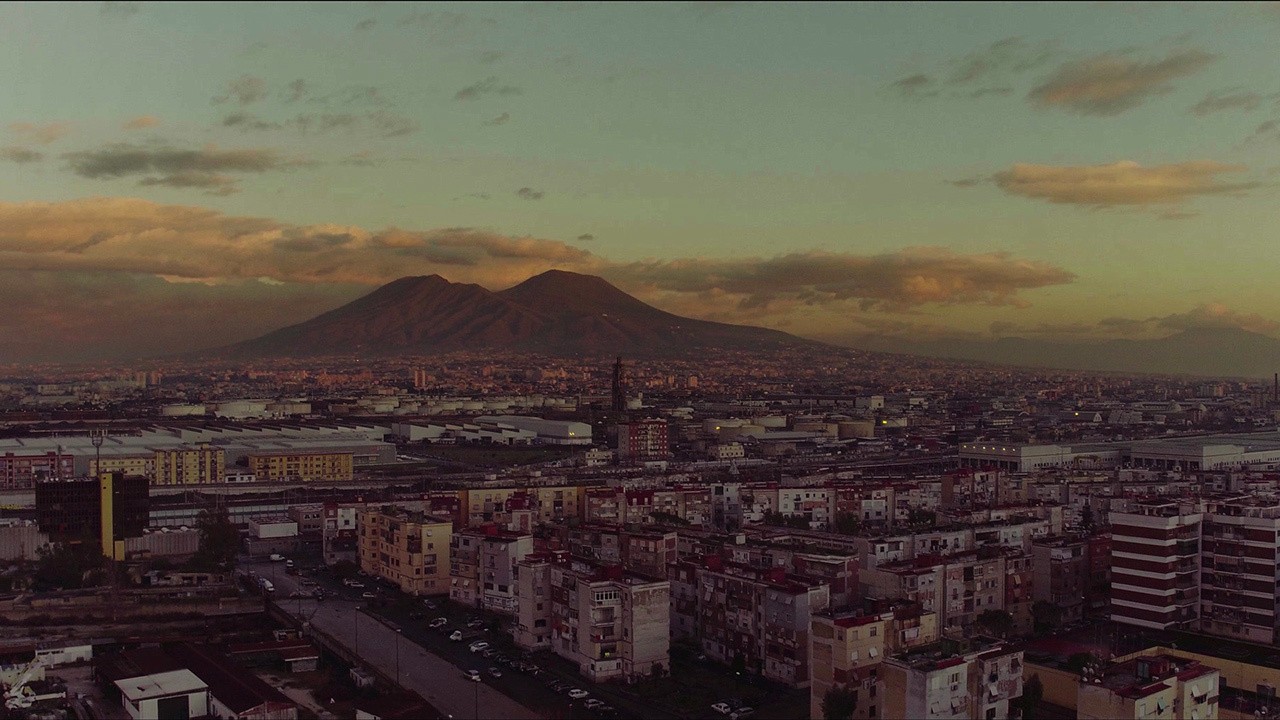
[245,560,538,720]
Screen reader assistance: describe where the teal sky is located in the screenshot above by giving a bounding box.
[1,1,1279,361]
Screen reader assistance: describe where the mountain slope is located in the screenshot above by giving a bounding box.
[222,270,821,358]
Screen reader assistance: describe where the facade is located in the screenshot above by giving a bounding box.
[90,453,154,481]
[34,473,148,546]
[881,640,1023,720]
[480,531,535,615]
[516,557,670,682]
[1199,496,1280,644]
[1031,537,1088,625]
[247,451,353,483]
[1110,501,1202,630]
[153,445,225,485]
[449,528,484,607]
[357,507,451,596]
[616,420,670,462]
[1,450,74,489]
[322,504,359,566]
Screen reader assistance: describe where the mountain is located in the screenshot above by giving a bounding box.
[222,270,822,358]
[851,326,1280,379]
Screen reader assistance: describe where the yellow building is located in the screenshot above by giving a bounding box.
[153,445,224,485]
[357,506,451,596]
[90,454,154,480]
[810,603,940,719]
[533,485,582,523]
[1078,655,1218,720]
[247,451,352,483]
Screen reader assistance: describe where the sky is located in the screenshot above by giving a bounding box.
[2,1,1280,362]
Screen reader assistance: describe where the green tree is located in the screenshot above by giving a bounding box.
[821,686,858,720]
[832,513,862,535]
[33,541,103,591]
[190,507,240,571]
[1031,600,1064,636]
[977,609,1014,638]
[332,560,359,580]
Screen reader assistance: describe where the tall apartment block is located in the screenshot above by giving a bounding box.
[1110,500,1202,630]
[357,506,451,596]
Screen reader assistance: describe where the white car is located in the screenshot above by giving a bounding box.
[469,641,490,653]
[429,618,448,629]
[567,689,589,700]
[268,553,284,562]
[450,631,463,641]
[712,702,733,715]
[465,670,481,682]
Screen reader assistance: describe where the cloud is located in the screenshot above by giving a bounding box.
[355,18,376,31]
[221,109,418,138]
[10,122,72,144]
[1189,88,1270,116]
[484,112,511,126]
[516,187,545,200]
[213,75,268,106]
[454,77,522,101]
[0,146,43,164]
[283,79,309,103]
[1157,303,1280,335]
[948,37,1057,85]
[990,160,1258,207]
[100,1,139,17]
[122,115,161,130]
[576,234,595,241]
[604,247,1074,314]
[1250,119,1280,143]
[0,197,598,289]
[63,143,302,195]
[1027,48,1216,115]
[399,10,468,31]
[890,74,937,98]
[367,110,419,138]
[339,150,382,167]
[479,50,505,64]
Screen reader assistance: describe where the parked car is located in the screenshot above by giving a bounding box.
[469,641,490,653]
[361,591,376,599]
[584,699,605,709]
[429,618,448,629]
[488,667,502,678]
[467,620,484,629]
[567,689,589,700]
[712,702,733,715]
[269,553,285,562]
[465,670,481,682]
[450,631,463,641]
[730,708,755,719]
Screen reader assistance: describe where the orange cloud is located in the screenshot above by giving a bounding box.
[1028,49,1215,115]
[992,160,1258,207]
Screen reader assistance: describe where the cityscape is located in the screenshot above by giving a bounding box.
[2,3,1280,720]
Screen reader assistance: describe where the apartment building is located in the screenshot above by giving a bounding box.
[1199,495,1280,644]
[0,450,74,489]
[1077,654,1219,720]
[357,507,450,596]
[449,527,485,607]
[516,557,670,682]
[881,640,1023,720]
[1110,500,1202,630]
[479,531,535,616]
[862,548,1011,635]
[247,451,352,483]
[321,503,358,566]
[696,558,830,687]
[1032,536,1089,625]
[616,419,670,462]
[153,445,225,485]
[809,602,940,719]
[90,453,154,480]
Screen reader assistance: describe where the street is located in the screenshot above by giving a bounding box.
[244,559,539,720]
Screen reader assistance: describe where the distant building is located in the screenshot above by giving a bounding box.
[616,420,670,462]
[1,450,74,489]
[247,451,353,483]
[154,445,225,485]
[1110,500,1201,631]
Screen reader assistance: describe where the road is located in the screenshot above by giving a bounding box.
[245,560,538,720]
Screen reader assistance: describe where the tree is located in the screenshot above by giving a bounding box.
[332,560,359,580]
[1066,652,1099,673]
[1020,673,1044,719]
[1031,600,1064,635]
[190,507,240,571]
[977,609,1014,638]
[32,541,103,591]
[1080,502,1095,532]
[832,513,862,535]
[821,686,858,720]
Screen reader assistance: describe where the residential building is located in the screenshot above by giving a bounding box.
[247,451,353,483]
[1032,536,1088,625]
[1199,495,1280,644]
[881,639,1023,720]
[357,507,450,596]
[0,450,73,489]
[479,531,535,615]
[1077,654,1219,720]
[616,420,670,462]
[1110,500,1202,630]
[450,527,485,606]
[153,445,224,485]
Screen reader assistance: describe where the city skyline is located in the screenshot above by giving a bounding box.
[3,2,1279,362]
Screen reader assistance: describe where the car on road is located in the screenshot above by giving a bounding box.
[361,591,376,599]
[567,689,589,700]
[487,667,502,678]
[465,670,481,682]
[429,618,448,629]
[285,559,294,568]
[269,553,285,562]
[584,699,604,710]
[468,641,490,653]
[712,702,733,715]
[466,620,484,629]
[450,631,464,641]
